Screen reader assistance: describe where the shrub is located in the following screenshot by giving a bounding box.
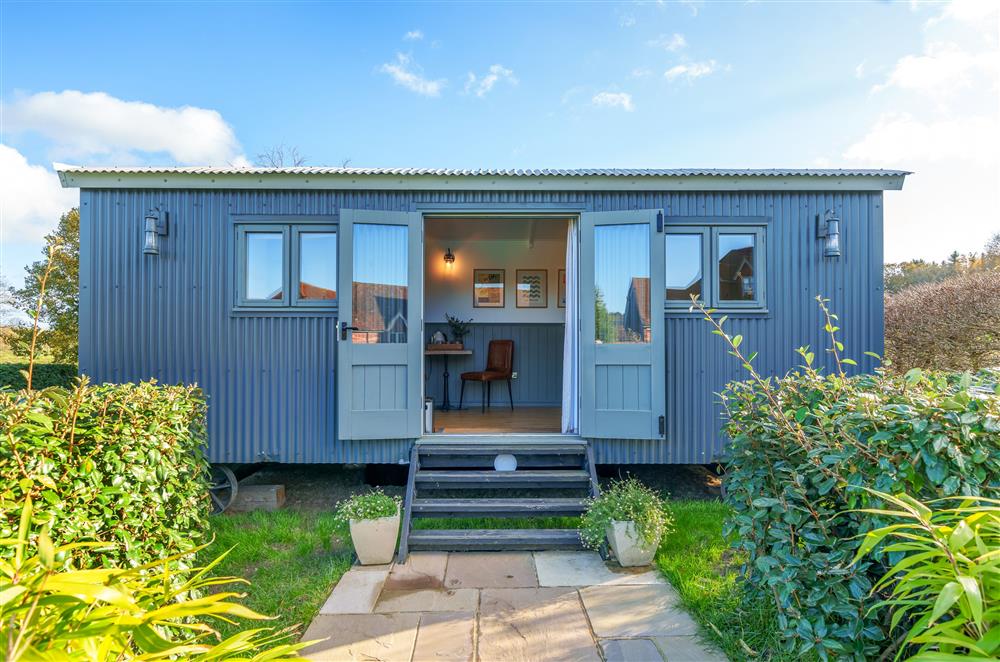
[853,491,999,660]
[2,497,309,661]
[579,477,674,550]
[885,269,1000,373]
[0,378,209,570]
[0,362,78,389]
[693,297,1000,660]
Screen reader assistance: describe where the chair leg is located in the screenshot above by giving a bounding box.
[481,382,486,413]
[487,381,492,409]
[459,380,465,409]
[507,379,513,410]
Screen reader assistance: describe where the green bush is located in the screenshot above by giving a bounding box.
[854,491,999,660]
[0,378,210,570]
[694,298,1000,660]
[2,497,309,661]
[0,362,78,389]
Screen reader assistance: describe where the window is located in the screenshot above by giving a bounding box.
[595,223,650,344]
[665,225,765,310]
[236,222,337,309]
[351,223,408,344]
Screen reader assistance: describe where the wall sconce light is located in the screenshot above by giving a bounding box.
[816,209,841,258]
[143,207,169,256]
[443,247,455,266]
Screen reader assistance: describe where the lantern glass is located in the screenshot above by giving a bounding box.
[143,216,159,255]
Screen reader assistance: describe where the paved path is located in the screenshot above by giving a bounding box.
[301,551,727,661]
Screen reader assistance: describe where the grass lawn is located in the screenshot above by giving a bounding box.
[658,501,793,661]
[203,510,353,639]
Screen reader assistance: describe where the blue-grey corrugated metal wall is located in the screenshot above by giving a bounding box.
[78,188,883,464]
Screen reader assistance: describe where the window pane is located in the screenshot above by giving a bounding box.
[595,224,649,344]
[245,232,284,300]
[718,234,756,301]
[299,232,337,300]
[352,224,408,344]
[665,234,703,301]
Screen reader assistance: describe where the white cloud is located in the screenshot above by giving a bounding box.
[648,33,687,52]
[855,61,866,79]
[678,0,703,17]
[464,64,518,97]
[0,144,78,245]
[664,60,719,81]
[404,29,424,41]
[592,91,635,112]
[844,112,998,166]
[927,0,999,28]
[2,90,245,165]
[871,42,999,98]
[619,14,636,28]
[379,53,445,97]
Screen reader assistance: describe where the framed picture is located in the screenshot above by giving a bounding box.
[557,269,567,308]
[473,269,505,308]
[516,269,548,308]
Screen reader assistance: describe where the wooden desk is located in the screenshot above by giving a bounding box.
[425,348,472,411]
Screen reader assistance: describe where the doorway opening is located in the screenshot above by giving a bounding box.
[423,215,575,435]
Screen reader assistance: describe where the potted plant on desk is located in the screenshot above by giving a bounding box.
[445,313,473,349]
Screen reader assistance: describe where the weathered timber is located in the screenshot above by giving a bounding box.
[407,528,584,551]
[411,497,587,518]
[228,484,285,512]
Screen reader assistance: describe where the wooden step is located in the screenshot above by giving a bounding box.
[417,444,586,455]
[407,528,584,551]
[411,497,587,518]
[414,469,591,489]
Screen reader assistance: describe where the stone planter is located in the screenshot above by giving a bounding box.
[606,520,659,567]
[349,508,400,565]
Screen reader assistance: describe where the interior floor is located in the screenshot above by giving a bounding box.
[430,407,561,434]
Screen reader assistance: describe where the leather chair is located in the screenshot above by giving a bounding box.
[459,340,514,413]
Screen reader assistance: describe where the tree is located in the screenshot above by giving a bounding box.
[10,208,79,362]
[254,144,307,167]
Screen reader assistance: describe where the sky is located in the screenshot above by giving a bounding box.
[1,0,998,290]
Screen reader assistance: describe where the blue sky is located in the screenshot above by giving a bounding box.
[2,0,998,289]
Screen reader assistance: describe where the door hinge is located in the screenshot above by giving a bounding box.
[658,415,665,437]
[656,210,664,233]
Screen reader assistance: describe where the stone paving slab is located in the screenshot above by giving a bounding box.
[318,567,387,615]
[300,613,419,661]
[580,585,698,638]
[412,611,475,661]
[375,588,479,613]
[653,635,728,661]
[478,587,602,662]
[385,552,448,591]
[445,552,537,588]
[534,551,667,587]
[601,638,665,662]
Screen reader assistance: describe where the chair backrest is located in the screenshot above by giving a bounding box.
[486,339,514,376]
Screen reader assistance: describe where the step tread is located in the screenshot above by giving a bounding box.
[411,497,587,515]
[407,528,584,550]
[418,445,586,455]
[416,469,589,480]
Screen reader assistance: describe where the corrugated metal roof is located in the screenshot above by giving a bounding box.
[55,164,910,177]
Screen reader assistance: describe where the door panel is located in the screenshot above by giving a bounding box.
[580,209,665,440]
[338,210,423,440]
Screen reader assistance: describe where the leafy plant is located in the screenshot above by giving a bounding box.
[691,295,1000,660]
[1,497,311,660]
[853,491,1000,661]
[0,363,77,389]
[1,378,209,570]
[444,314,473,344]
[579,478,674,550]
[333,489,400,540]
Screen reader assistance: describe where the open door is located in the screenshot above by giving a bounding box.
[580,209,665,440]
[337,210,423,440]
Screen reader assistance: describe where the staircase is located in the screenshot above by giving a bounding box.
[397,436,599,561]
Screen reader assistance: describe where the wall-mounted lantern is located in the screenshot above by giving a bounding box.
[143,207,169,256]
[816,209,841,258]
[443,247,455,266]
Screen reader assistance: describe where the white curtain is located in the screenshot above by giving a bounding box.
[561,219,579,434]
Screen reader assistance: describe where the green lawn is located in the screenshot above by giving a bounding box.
[203,510,353,639]
[658,501,793,661]
[203,497,787,659]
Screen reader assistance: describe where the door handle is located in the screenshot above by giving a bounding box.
[340,322,359,340]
